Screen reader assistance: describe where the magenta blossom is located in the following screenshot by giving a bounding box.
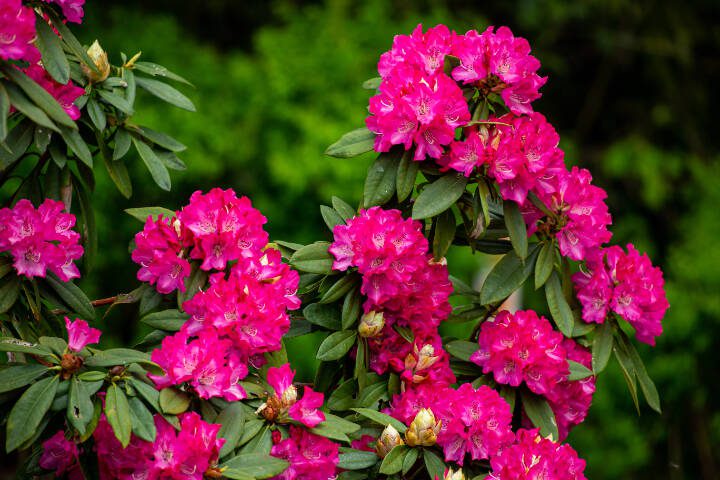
[270,426,339,480]
[131,214,190,294]
[40,430,82,479]
[65,317,101,352]
[0,0,39,62]
[24,65,86,121]
[43,0,85,23]
[266,363,326,428]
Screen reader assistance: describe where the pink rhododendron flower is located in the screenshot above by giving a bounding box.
[378,24,453,76]
[266,363,326,427]
[270,426,339,480]
[573,244,669,345]
[452,26,546,115]
[471,310,568,395]
[65,317,101,352]
[0,0,39,62]
[132,214,190,294]
[24,65,85,121]
[43,0,85,23]
[489,428,587,480]
[40,430,82,479]
[0,199,83,281]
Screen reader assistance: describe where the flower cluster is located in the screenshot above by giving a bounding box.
[0,199,84,281]
[471,310,595,440]
[141,190,300,400]
[270,425,340,480]
[573,244,669,345]
[258,363,325,428]
[330,207,454,387]
[93,412,224,479]
[40,431,82,480]
[24,64,86,121]
[388,383,514,465]
[44,0,85,24]
[488,428,587,480]
[0,0,39,63]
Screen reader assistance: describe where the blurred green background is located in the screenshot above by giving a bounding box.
[72,0,718,478]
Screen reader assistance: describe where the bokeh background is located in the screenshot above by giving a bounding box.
[71,0,719,478]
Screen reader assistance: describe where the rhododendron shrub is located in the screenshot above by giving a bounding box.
[0,13,668,480]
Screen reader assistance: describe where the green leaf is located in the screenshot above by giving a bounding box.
[78,371,106,382]
[113,128,132,160]
[4,82,58,132]
[125,206,176,222]
[338,448,379,470]
[423,449,446,480]
[432,208,456,260]
[320,273,359,304]
[379,445,408,475]
[341,287,362,330]
[310,412,359,442]
[0,118,33,169]
[325,127,375,158]
[1,66,76,129]
[402,447,419,475]
[6,375,59,452]
[178,265,208,308]
[412,172,468,220]
[45,12,98,74]
[320,205,345,231]
[446,340,479,362]
[504,200,528,259]
[317,331,357,361]
[216,402,246,458]
[45,273,95,320]
[237,419,265,448]
[351,408,407,433]
[592,321,614,374]
[221,453,289,479]
[97,90,134,115]
[363,151,399,208]
[0,337,52,357]
[568,360,594,381]
[67,375,95,435]
[327,379,357,411]
[133,61,193,86]
[100,135,132,198]
[0,83,9,142]
[35,18,70,84]
[613,338,641,414]
[105,383,132,447]
[396,151,419,202]
[85,348,155,369]
[355,380,388,408]
[331,196,356,220]
[617,331,661,413]
[0,275,20,314]
[290,242,333,274]
[479,244,539,305]
[58,125,93,167]
[534,241,555,289]
[127,378,160,412]
[362,77,381,89]
[132,136,171,191]
[134,126,187,152]
[142,309,188,331]
[522,390,559,441]
[303,303,341,330]
[545,272,574,337]
[159,387,191,415]
[135,76,196,111]
[128,396,157,442]
[0,364,49,393]
[86,98,106,131]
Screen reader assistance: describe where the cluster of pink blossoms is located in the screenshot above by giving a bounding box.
[489,428,587,480]
[329,206,455,388]
[0,0,39,62]
[270,426,340,480]
[43,0,85,23]
[41,412,224,479]
[367,24,546,161]
[24,64,86,120]
[389,383,514,465]
[573,244,669,345]
[471,310,595,440]
[0,199,83,281]
[138,190,300,400]
[263,363,325,428]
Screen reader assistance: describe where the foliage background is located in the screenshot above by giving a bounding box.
[5,0,718,478]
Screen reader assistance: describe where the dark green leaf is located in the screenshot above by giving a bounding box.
[479,244,539,305]
[67,375,95,435]
[568,360,594,381]
[100,137,132,198]
[303,303,341,330]
[6,375,58,452]
[133,61,193,86]
[125,206,175,222]
[617,331,661,413]
[545,272,574,337]
[379,445,408,475]
[504,200,528,259]
[135,76,196,111]
[132,137,171,191]
[216,402,246,458]
[159,387,191,415]
[402,447,419,475]
[613,338,641,414]
[446,340,479,362]
[85,348,155,369]
[113,128,132,160]
[363,151,399,208]
[338,448,379,470]
[128,396,157,442]
[35,18,69,84]
[316,331,357,361]
[0,337,52,357]
[127,378,160,412]
[423,449,446,480]
[1,66,75,129]
[432,208,456,260]
[4,82,58,132]
[178,264,208,308]
[341,287,362,330]
[0,118,33,169]
[0,364,49,393]
[290,242,333,274]
[320,205,345,231]
[325,127,375,158]
[39,337,67,357]
[534,241,555,289]
[97,90,134,115]
[45,273,95,320]
[412,172,468,220]
[0,275,20,314]
[351,408,407,433]
[58,125,93,167]
[522,390,559,441]
[142,309,188,331]
[592,321,614,374]
[0,83,9,142]
[221,453,289,479]
[86,98,106,131]
[310,412,360,442]
[327,379,357,411]
[396,151,419,202]
[331,196,356,220]
[134,126,187,152]
[46,12,98,74]
[320,274,358,305]
[156,150,186,171]
[105,383,132,447]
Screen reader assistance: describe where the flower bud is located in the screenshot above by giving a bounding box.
[405,408,441,447]
[358,311,385,338]
[375,424,404,458]
[82,40,110,83]
[280,384,298,406]
[443,468,465,480]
